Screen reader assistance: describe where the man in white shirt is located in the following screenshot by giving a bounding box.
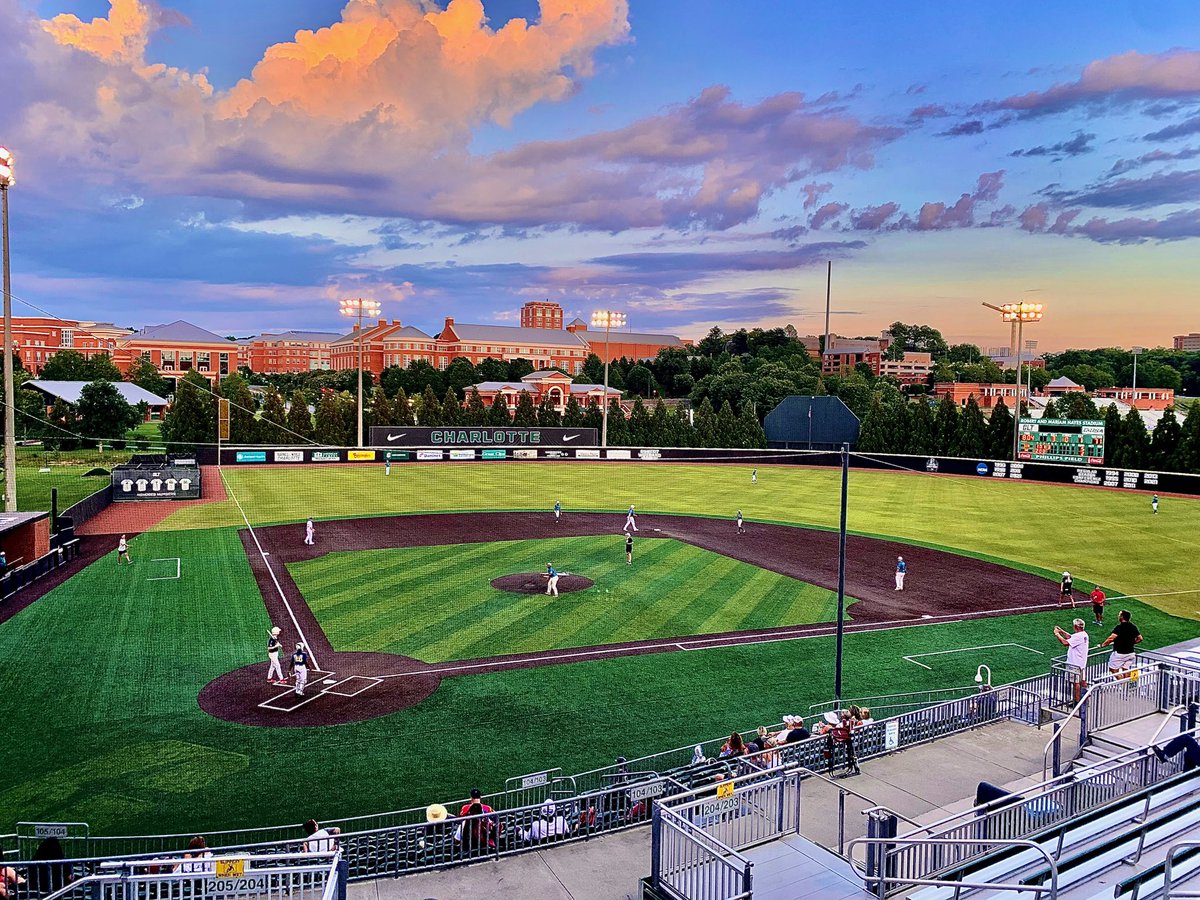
[1054,618,1090,705]
[522,803,569,842]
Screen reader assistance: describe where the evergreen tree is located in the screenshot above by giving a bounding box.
[891,401,911,454]
[285,390,314,442]
[856,396,888,452]
[737,401,766,448]
[627,398,651,445]
[649,400,671,447]
[392,388,413,426]
[715,400,738,447]
[536,395,560,427]
[260,389,289,443]
[907,400,937,455]
[985,399,1014,459]
[605,398,629,444]
[419,385,442,426]
[562,394,585,428]
[1115,407,1151,469]
[1041,398,1060,420]
[161,370,215,449]
[694,397,717,447]
[952,396,987,458]
[583,401,603,434]
[441,386,462,425]
[1175,403,1200,474]
[313,391,346,445]
[488,395,512,424]
[512,391,538,426]
[1150,407,1182,471]
[366,386,393,430]
[463,388,487,426]
[933,394,959,455]
[1102,404,1123,467]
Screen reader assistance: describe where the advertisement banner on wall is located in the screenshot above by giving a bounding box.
[513,449,538,459]
[383,450,410,461]
[542,449,569,459]
[638,448,662,460]
[448,449,476,460]
[235,451,267,463]
[606,449,632,459]
[575,449,601,459]
[311,451,341,462]
[273,450,304,462]
[369,426,597,447]
[416,449,444,461]
[481,449,506,459]
[348,450,377,461]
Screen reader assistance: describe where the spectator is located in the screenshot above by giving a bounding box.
[719,732,747,758]
[1099,610,1143,678]
[1,867,25,899]
[746,726,771,753]
[302,819,339,853]
[455,802,495,855]
[857,708,874,726]
[772,715,810,745]
[1054,618,1090,704]
[27,837,71,896]
[691,744,705,765]
[824,712,860,775]
[522,802,569,842]
[459,788,493,818]
[176,836,214,874]
[1154,736,1200,771]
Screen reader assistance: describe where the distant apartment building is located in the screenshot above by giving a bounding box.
[330,320,412,376]
[1174,333,1200,351]
[932,382,1027,410]
[821,336,883,376]
[520,301,564,330]
[115,320,239,381]
[565,317,687,362]
[10,317,132,374]
[241,331,341,374]
[437,317,591,373]
[878,351,934,385]
[1093,387,1176,411]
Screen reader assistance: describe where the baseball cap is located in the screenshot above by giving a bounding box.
[470,788,482,799]
[540,802,556,817]
[271,627,281,636]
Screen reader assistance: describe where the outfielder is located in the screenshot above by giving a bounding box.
[266,627,284,683]
[554,500,562,525]
[385,459,391,476]
[894,556,906,591]
[305,518,315,545]
[1152,493,1159,515]
[624,504,638,533]
[736,510,745,535]
[545,563,560,596]
[117,534,132,566]
[290,642,310,695]
[751,469,757,484]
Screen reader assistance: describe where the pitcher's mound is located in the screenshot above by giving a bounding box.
[492,573,594,594]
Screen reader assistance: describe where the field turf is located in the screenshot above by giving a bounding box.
[291,537,842,661]
[0,461,1197,837]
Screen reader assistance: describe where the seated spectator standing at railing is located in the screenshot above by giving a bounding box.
[455,802,495,856]
[719,732,747,758]
[1053,618,1089,705]
[302,819,340,853]
[1154,735,1200,771]
[27,837,72,896]
[522,802,570,842]
[822,711,861,776]
[176,836,214,874]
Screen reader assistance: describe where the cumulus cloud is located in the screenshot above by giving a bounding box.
[1010,131,1094,159]
[801,182,833,210]
[849,202,900,230]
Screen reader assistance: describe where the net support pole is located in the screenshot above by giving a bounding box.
[834,441,849,704]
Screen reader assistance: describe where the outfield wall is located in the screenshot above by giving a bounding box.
[188,445,1200,495]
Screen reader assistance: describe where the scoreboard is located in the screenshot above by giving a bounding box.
[1017,418,1105,465]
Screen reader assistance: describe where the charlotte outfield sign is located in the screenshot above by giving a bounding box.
[369,427,597,447]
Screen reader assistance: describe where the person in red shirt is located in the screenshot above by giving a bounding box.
[1090,587,1106,627]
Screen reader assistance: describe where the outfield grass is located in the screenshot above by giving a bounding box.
[292,537,843,661]
[166,463,1200,619]
[6,465,110,513]
[0,524,1194,836]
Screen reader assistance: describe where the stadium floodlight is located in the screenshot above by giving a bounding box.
[590,310,627,448]
[1,145,15,511]
[340,297,383,448]
[1131,346,1143,392]
[982,301,1047,462]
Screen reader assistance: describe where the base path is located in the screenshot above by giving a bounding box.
[200,511,1080,728]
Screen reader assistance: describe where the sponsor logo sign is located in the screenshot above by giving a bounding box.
[112,466,202,501]
[417,449,444,461]
[513,449,538,459]
[448,449,476,460]
[638,448,662,460]
[369,426,596,447]
[606,449,632,459]
[348,450,376,461]
[235,451,267,463]
[383,450,410,460]
[575,449,601,459]
[273,450,304,462]
[975,462,989,475]
[481,449,506,459]
[543,449,569,459]
[311,451,341,462]
[925,458,939,472]
[174,458,197,466]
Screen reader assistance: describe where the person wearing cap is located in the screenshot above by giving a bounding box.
[624,503,638,533]
[544,563,560,597]
[1054,618,1090,704]
[1060,571,1074,606]
[458,788,493,818]
[290,642,310,695]
[305,518,315,546]
[894,555,906,591]
[266,627,284,684]
[522,802,569,842]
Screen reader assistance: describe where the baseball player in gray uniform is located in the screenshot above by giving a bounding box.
[290,643,310,695]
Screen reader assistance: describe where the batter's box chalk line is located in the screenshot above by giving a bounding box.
[902,643,1045,671]
[257,672,382,710]
[147,557,181,581]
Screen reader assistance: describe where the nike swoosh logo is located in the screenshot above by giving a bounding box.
[387,433,406,442]
[563,434,580,442]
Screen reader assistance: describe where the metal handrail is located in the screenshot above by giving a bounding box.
[845,837,1059,897]
[41,873,120,900]
[1152,705,1192,746]
[1164,839,1200,898]
[1041,670,1132,779]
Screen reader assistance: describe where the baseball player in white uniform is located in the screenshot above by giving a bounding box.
[895,556,906,591]
[624,504,638,532]
[736,510,745,534]
[290,643,310,695]
[545,563,560,596]
[117,535,132,565]
[305,518,315,545]
[266,627,284,683]
[751,469,757,484]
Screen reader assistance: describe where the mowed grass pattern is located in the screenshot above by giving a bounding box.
[291,537,842,661]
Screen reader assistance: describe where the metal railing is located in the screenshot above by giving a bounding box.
[1165,840,1200,898]
[806,685,983,721]
[847,837,1059,899]
[652,808,751,900]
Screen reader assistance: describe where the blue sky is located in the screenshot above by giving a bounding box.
[3,0,1200,349]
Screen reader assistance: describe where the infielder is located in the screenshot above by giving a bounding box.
[624,504,638,532]
[117,534,132,566]
[305,518,315,545]
[736,510,745,535]
[266,627,284,683]
[554,500,562,525]
[1060,571,1073,606]
[290,642,310,695]
[1152,493,1159,515]
[545,563,560,596]
[894,556,906,590]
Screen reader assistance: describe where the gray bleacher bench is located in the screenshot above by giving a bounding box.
[1114,844,1200,899]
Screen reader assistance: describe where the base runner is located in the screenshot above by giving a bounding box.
[266,626,284,683]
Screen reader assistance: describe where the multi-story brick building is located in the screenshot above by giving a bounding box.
[1093,387,1176,411]
[932,382,1028,410]
[241,331,341,374]
[821,336,883,376]
[520,301,564,330]
[381,326,438,370]
[564,318,687,362]
[878,352,934,385]
[10,317,132,374]
[1173,333,1200,351]
[329,320,411,376]
[114,320,239,381]
[467,370,621,414]
[436,318,591,373]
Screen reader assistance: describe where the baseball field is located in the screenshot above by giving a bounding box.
[0,459,1197,837]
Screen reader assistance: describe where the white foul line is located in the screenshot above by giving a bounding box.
[147,557,181,581]
[903,642,1046,671]
[220,467,322,672]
